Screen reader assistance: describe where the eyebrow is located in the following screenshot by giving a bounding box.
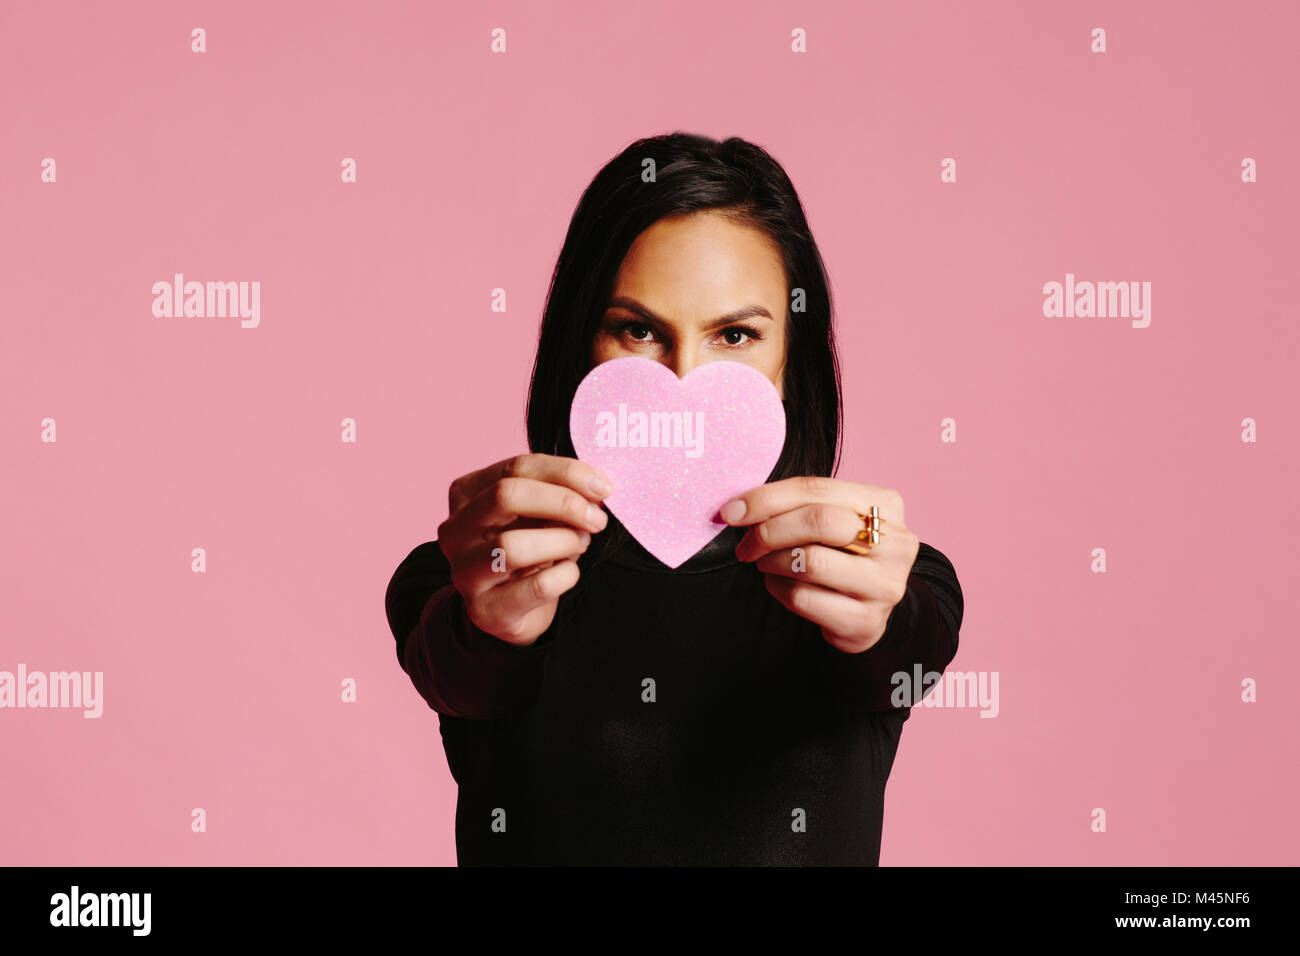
[605,296,774,331]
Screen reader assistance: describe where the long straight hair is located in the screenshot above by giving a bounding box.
[525,132,843,561]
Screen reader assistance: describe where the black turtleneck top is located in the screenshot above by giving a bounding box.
[384,513,963,866]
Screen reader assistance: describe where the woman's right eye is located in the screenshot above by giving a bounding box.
[616,321,654,342]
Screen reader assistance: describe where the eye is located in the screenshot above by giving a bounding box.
[717,324,763,347]
[611,320,658,344]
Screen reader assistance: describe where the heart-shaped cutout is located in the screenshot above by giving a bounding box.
[569,356,786,568]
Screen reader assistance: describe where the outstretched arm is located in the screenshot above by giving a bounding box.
[385,540,558,720]
[815,541,964,713]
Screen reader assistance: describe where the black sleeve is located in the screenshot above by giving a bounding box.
[384,540,558,720]
[818,540,964,714]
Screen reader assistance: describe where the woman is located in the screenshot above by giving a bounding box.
[385,132,964,866]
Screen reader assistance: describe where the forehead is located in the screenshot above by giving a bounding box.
[610,212,786,318]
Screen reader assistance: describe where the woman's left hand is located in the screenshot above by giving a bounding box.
[720,477,920,653]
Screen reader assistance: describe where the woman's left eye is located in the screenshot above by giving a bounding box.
[718,325,762,347]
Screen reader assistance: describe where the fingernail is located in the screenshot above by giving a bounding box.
[720,498,746,524]
[577,530,591,549]
[588,476,613,499]
[586,504,607,530]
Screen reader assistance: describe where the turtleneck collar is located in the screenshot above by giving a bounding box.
[587,510,747,574]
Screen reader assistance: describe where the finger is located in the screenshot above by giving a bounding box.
[451,526,590,598]
[459,476,609,538]
[472,559,582,639]
[450,454,613,513]
[753,544,893,601]
[762,573,886,648]
[719,475,901,528]
[735,502,865,561]
[489,526,592,578]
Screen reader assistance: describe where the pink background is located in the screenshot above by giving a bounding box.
[2,0,1296,865]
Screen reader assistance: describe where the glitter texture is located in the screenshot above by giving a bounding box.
[569,357,786,569]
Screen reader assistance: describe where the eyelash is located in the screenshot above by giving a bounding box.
[613,320,763,348]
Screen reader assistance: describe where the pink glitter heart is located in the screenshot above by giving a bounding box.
[569,357,786,569]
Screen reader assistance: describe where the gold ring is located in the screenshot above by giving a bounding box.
[840,505,883,556]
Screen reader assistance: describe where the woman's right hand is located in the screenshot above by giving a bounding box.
[437,453,612,646]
